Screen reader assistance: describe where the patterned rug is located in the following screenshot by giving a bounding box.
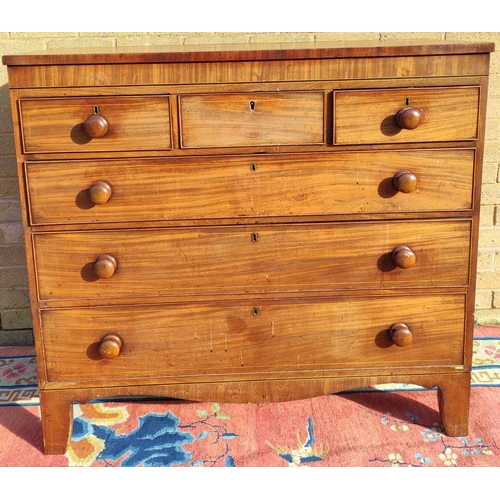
[1,326,499,467]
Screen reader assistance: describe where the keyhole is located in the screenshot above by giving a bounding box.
[253,307,259,316]
[251,233,259,243]
[249,101,255,111]
[405,97,411,106]
[250,162,257,171]
[93,105,99,115]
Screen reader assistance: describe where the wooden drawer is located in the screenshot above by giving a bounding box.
[26,149,474,225]
[41,294,466,384]
[19,96,172,154]
[179,91,324,148]
[33,220,471,301]
[334,87,479,144]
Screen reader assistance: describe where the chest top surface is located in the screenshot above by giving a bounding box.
[2,39,495,65]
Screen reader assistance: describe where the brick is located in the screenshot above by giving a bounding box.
[0,38,46,57]
[0,244,27,266]
[0,287,30,309]
[0,267,28,288]
[481,162,499,184]
[476,269,500,289]
[485,118,500,141]
[0,200,22,222]
[479,226,500,247]
[315,33,380,41]
[117,35,187,47]
[46,37,116,50]
[382,32,445,40]
[8,32,79,39]
[0,108,14,134]
[488,78,500,99]
[494,291,500,309]
[486,96,500,119]
[184,33,251,45]
[0,133,15,157]
[0,93,11,110]
[475,290,493,309]
[0,155,18,178]
[0,222,24,244]
[0,178,21,198]
[0,329,33,346]
[0,308,32,329]
[475,310,500,326]
[484,140,500,163]
[480,206,496,226]
[445,33,499,42]
[477,248,494,269]
[84,32,143,38]
[481,183,500,205]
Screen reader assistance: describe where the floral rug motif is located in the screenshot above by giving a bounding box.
[67,402,238,467]
[0,352,38,405]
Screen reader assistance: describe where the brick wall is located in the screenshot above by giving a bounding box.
[1,32,499,345]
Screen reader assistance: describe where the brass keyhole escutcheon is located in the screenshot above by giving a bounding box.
[249,101,255,110]
[253,307,259,316]
[250,162,257,171]
[251,233,259,243]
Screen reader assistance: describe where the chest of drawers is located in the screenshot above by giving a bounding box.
[3,40,494,455]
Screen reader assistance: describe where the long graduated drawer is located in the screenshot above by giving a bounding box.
[33,219,471,301]
[26,149,475,225]
[41,294,466,385]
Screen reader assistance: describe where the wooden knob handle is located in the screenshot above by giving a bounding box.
[392,245,416,269]
[393,170,417,193]
[389,322,413,347]
[88,180,112,205]
[99,334,123,359]
[396,106,421,130]
[93,254,117,279]
[83,114,109,138]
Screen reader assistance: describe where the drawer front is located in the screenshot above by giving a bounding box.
[41,294,466,383]
[19,96,172,153]
[334,87,479,144]
[26,149,474,225]
[33,220,471,301]
[179,92,325,148]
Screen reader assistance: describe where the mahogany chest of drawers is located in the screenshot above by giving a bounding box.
[3,40,495,454]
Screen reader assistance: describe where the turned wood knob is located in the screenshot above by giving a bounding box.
[393,170,418,193]
[99,334,123,359]
[392,245,416,269]
[396,106,421,130]
[389,322,413,347]
[83,114,109,138]
[93,254,117,279]
[88,180,112,205]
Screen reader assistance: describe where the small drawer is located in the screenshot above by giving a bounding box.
[334,87,479,144]
[19,96,172,154]
[26,149,474,225]
[41,294,466,384]
[33,220,471,301]
[179,91,325,148]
